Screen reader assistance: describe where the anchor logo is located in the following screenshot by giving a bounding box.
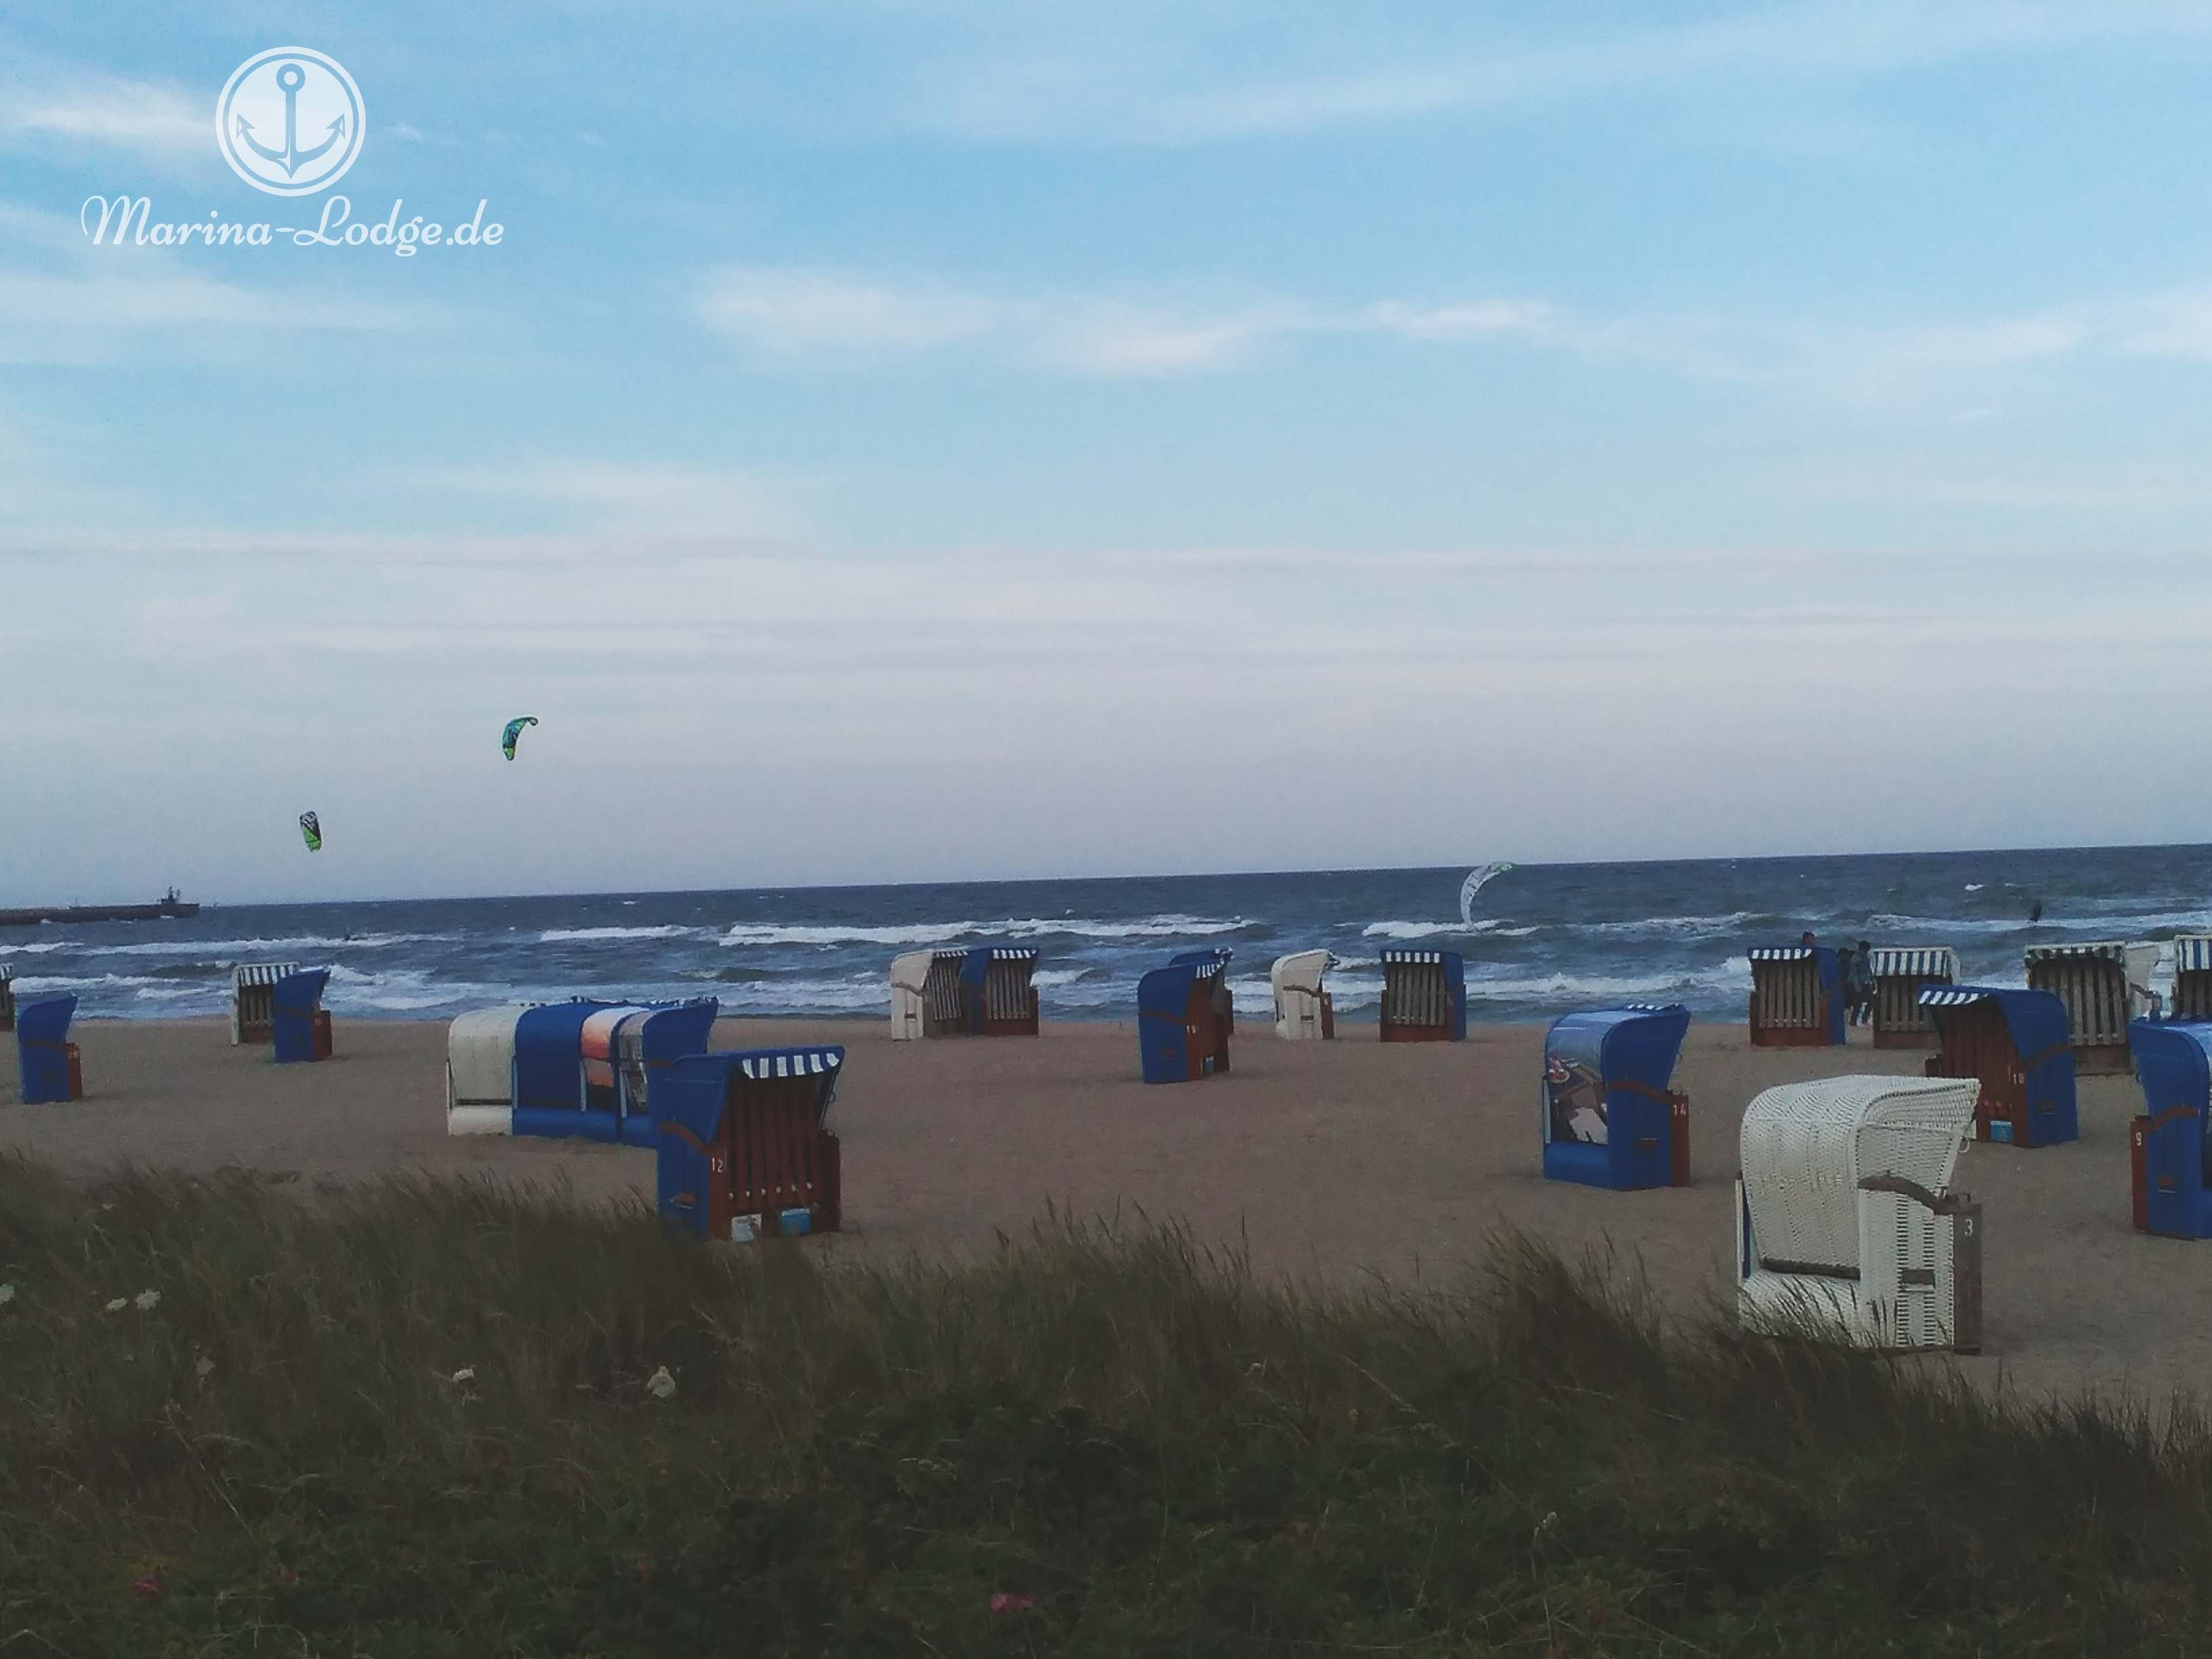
[216,48,365,197]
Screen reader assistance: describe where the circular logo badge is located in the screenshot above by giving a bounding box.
[216,48,365,196]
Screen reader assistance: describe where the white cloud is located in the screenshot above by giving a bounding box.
[2,73,208,160]
[415,462,811,537]
[697,268,996,353]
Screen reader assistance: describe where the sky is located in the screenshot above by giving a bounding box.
[4,2,2212,903]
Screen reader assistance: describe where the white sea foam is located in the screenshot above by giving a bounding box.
[722,921,976,948]
[81,932,453,958]
[539,925,703,943]
[719,914,1246,948]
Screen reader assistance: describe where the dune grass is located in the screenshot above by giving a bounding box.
[1,1155,2209,1655]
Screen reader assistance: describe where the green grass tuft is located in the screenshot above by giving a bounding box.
[1,1151,2209,1654]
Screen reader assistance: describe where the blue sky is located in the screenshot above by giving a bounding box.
[4,3,2212,901]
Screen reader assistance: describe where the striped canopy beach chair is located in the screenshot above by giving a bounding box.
[2128,1020,2212,1240]
[1138,952,1233,1083]
[1745,945,1844,1048]
[890,949,967,1040]
[1736,1075,1983,1353]
[890,947,1040,1038]
[230,962,301,1046]
[14,994,83,1105]
[656,1046,844,1242]
[1378,949,1466,1043]
[2171,937,2212,1022]
[1920,985,2076,1148]
[1540,1004,1692,1191]
[2023,941,2158,1073]
[1270,949,1336,1040]
[1866,946,1957,1049]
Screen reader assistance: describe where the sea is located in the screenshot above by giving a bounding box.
[6,846,2211,1026]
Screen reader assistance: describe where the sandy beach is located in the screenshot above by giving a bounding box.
[1,1015,2196,1406]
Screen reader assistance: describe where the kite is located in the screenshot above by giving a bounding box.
[501,716,538,761]
[299,811,323,853]
[1458,861,1517,929]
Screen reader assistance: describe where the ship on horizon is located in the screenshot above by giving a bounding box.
[0,888,201,928]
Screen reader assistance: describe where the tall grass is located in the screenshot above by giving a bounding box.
[1,1151,2208,1655]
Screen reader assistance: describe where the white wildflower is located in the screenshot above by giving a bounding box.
[645,1366,676,1401]
[450,1367,476,1385]
[0,1283,15,1306]
[134,1289,161,1312]
[194,1357,215,1380]
[105,1297,127,1313]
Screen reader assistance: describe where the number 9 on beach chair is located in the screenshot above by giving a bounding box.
[1919,985,2076,1147]
[270,968,333,1064]
[1746,946,1843,1047]
[2024,941,2158,1074]
[230,962,301,1046]
[656,1047,844,1242]
[1139,954,1233,1083]
[1378,949,1465,1042]
[14,994,83,1105]
[1271,950,1336,1040]
[1541,1004,1692,1190]
[1735,1076,1982,1353]
[2128,1019,2212,1240]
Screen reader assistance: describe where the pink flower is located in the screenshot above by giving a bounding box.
[989,1592,1034,1614]
[131,1572,163,1599]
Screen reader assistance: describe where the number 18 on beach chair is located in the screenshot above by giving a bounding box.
[14,994,83,1105]
[270,969,333,1064]
[1736,1076,1983,1353]
[1270,950,1336,1040]
[1139,953,1233,1083]
[1378,949,1465,1042]
[656,1047,844,1242]
[1540,1004,1692,1191]
[1919,985,2076,1148]
[2127,1020,2212,1241]
[1746,945,1844,1047]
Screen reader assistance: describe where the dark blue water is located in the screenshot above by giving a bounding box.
[7,846,2210,1024]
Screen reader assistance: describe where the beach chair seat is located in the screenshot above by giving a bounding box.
[2024,941,2157,1074]
[1736,1075,1983,1353]
[1378,949,1466,1042]
[1541,1004,1692,1190]
[1919,986,2076,1147]
[270,968,333,1064]
[1270,949,1336,1040]
[230,962,301,1046]
[656,1047,844,1242]
[1746,946,1844,1047]
[2171,937,2212,1023]
[888,949,969,1039]
[0,966,15,1033]
[1139,954,1233,1083]
[14,994,83,1105]
[2129,1019,2212,1240]
[1866,947,1956,1049]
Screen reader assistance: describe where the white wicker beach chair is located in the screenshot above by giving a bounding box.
[1270,949,1336,1040]
[445,1004,535,1134]
[1736,1075,1983,1353]
[888,948,966,1040]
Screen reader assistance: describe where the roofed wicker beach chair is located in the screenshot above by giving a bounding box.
[445,1003,535,1134]
[270,968,333,1064]
[1866,946,1957,1049]
[14,994,83,1105]
[1139,951,1233,1083]
[1269,949,1336,1040]
[2171,937,2212,1022]
[2023,941,2158,1073]
[1736,1075,1983,1352]
[230,962,301,1046]
[656,1046,844,1242]
[1540,1004,1692,1191]
[1378,948,1465,1043]
[1920,985,2076,1148]
[2129,1019,2212,1240]
[1745,945,1844,1048]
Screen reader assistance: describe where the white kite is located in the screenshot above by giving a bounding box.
[1459,861,1519,929]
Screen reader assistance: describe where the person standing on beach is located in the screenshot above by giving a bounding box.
[1835,943,1856,1026]
[1848,939,1876,1025]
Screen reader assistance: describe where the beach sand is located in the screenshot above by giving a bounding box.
[0,1017,2195,1408]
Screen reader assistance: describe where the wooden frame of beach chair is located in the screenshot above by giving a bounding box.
[230,962,300,1046]
[1746,947,1843,1048]
[1378,949,1465,1043]
[2172,938,2212,1023]
[1736,1076,1982,1353]
[1866,947,1955,1049]
[2023,942,2156,1076]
